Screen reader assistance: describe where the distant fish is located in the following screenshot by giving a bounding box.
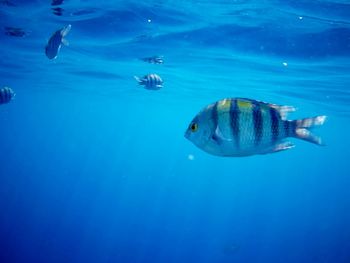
[185,98,327,157]
[0,87,15,104]
[140,56,164,64]
[45,24,71,59]
[134,74,163,90]
[51,0,64,15]
[0,0,16,6]
[4,27,26,37]
[52,7,64,16]
[51,0,64,6]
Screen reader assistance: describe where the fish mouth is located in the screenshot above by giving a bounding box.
[184,129,190,140]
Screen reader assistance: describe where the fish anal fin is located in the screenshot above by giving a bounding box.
[259,141,295,155]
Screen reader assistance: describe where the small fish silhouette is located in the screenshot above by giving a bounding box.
[134,74,163,90]
[140,55,164,64]
[45,24,71,59]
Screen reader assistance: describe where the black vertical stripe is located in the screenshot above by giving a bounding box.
[287,120,297,137]
[270,108,279,143]
[283,121,290,137]
[0,88,13,104]
[8,88,12,101]
[4,88,9,102]
[252,103,263,145]
[3,89,7,103]
[210,102,220,143]
[230,99,240,148]
[149,75,153,87]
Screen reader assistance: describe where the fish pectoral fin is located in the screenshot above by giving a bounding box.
[61,38,69,46]
[259,141,295,155]
[212,127,232,145]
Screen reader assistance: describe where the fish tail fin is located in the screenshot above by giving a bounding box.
[289,115,327,145]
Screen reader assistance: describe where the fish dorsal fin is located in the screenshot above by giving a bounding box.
[269,104,296,120]
[236,98,296,120]
[234,98,296,120]
[259,141,295,155]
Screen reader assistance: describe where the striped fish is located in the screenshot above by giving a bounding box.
[0,86,15,104]
[134,74,163,90]
[45,24,71,59]
[185,98,327,157]
[140,55,164,64]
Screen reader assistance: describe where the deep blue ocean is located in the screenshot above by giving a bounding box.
[1,0,350,262]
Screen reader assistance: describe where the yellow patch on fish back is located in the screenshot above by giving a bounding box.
[217,99,232,112]
[237,99,252,110]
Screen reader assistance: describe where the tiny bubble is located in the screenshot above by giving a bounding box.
[299,16,303,20]
[147,19,151,23]
[188,154,195,161]
[282,62,288,67]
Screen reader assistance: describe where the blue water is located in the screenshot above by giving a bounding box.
[1,0,350,262]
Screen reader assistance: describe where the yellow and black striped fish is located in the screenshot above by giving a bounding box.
[185,98,326,157]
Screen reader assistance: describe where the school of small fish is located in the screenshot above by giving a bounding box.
[2,3,328,158]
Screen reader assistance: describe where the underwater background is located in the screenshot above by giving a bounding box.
[1,0,350,262]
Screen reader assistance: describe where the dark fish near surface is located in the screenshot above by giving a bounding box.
[51,0,64,5]
[185,98,327,157]
[134,74,163,90]
[4,27,26,37]
[51,0,64,16]
[52,7,64,16]
[45,24,71,59]
[0,87,15,104]
[140,56,164,64]
[0,0,16,6]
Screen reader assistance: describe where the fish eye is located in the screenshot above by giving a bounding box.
[190,122,198,132]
